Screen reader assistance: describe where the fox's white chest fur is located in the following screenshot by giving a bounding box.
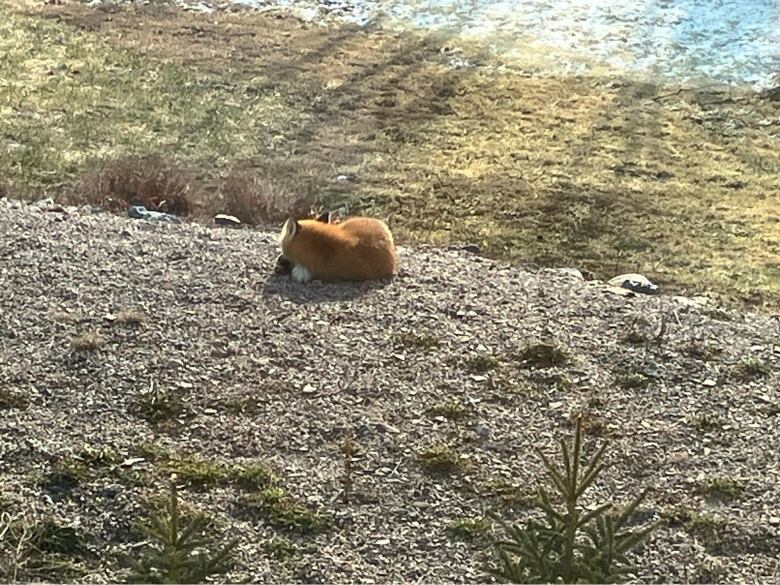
[291,264,313,283]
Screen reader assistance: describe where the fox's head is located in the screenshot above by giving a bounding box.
[276,211,334,274]
[279,217,300,249]
[279,211,332,245]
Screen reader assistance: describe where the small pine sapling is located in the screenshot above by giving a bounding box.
[490,417,657,583]
[127,480,236,584]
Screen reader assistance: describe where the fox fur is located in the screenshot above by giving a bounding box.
[278,214,397,283]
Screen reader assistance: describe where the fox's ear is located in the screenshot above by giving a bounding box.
[280,217,299,242]
[316,211,332,223]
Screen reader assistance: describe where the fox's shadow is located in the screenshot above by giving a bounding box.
[261,272,396,304]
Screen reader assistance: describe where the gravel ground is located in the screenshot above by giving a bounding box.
[1,197,779,583]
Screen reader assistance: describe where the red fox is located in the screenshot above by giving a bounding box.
[278,213,397,282]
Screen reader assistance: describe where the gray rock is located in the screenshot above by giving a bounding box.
[128,205,182,224]
[608,273,659,295]
[555,267,585,280]
[214,214,242,227]
[32,197,55,209]
[605,285,635,298]
[449,244,481,255]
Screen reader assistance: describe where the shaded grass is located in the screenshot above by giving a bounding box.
[695,477,745,502]
[465,353,500,373]
[0,516,91,581]
[3,1,779,309]
[38,459,89,499]
[732,357,769,382]
[516,343,569,369]
[616,372,651,390]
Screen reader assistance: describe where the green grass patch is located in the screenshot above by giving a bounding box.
[426,400,468,421]
[132,444,277,491]
[447,516,491,541]
[732,357,769,382]
[263,536,311,561]
[482,478,538,509]
[0,9,309,203]
[692,413,724,432]
[418,444,463,475]
[395,331,441,351]
[234,487,330,534]
[615,372,651,390]
[465,354,500,373]
[133,386,191,425]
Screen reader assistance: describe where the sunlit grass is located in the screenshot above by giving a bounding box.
[2,1,778,309]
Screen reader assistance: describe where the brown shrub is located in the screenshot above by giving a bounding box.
[218,163,316,226]
[68,155,197,215]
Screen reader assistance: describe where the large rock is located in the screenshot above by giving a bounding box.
[128,205,182,224]
[214,214,242,228]
[608,273,659,295]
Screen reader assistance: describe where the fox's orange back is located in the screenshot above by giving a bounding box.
[278,215,396,282]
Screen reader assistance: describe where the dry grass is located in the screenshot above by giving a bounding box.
[516,343,569,369]
[70,331,104,351]
[68,154,196,214]
[115,309,147,325]
[50,310,81,324]
[2,1,779,309]
[218,162,316,226]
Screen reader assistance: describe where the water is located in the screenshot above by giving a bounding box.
[238,0,780,89]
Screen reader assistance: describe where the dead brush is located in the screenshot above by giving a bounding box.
[115,309,148,326]
[218,163,316,226]
[0,513,90,581]
[70,331,104,351]
[68,154,196,215]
